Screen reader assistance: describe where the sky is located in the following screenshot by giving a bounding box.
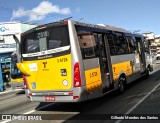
[0,0,160,34]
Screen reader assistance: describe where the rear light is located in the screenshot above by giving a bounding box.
[73,96,79,99]
[36,25,46,30]
[74,62,82,87]
[16,86,22,89]
[23,75,29,89]
[63,21,68,25]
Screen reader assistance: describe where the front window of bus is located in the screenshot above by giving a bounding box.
[21,25,70,58]
[11,54,22,79]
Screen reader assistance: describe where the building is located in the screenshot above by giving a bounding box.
[142,32,160,54]
[155,35,160,45]
[143,32,155,45]
[0,22,37,85]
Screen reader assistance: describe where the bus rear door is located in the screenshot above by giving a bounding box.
[96,33,113,94]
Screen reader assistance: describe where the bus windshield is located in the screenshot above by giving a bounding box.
[21,25,70,55]
[10,54,22,79]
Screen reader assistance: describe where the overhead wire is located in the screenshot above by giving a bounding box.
[0,6,93,24]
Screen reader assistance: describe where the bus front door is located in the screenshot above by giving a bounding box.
[135,37,146,74]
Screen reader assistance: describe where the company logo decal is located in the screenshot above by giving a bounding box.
[0,27,9,32]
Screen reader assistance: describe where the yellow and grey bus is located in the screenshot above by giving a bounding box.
[16,20,153,102]
[10,52,24,90]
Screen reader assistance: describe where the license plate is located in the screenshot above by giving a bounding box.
[16,86,22,89]
[45,96,55,101]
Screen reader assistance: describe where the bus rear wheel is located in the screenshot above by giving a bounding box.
[118,76,126,94]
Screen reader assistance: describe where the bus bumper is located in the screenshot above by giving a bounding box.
[27,86,87,102]
[11,82,24,90]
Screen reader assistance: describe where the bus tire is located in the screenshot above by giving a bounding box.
[118,76,126,94]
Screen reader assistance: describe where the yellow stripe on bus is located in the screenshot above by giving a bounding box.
[11,78,23,83]
[85,68,102,93]
[112,61,133,80]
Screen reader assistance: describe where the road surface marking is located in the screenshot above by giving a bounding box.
[0,89,19,95]
[24,102,54,114]
[115,82,160,123]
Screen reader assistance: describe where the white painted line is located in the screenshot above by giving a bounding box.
[0,89,20,95]
[23,110,35,115]
[0,119,11,123]
[115,82,160,123]
[0,90,12,95]
[0,103,54,123]
[24,102,54,114]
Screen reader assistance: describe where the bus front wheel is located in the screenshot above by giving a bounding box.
[144,68,149,79]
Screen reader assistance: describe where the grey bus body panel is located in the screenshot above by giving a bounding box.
[83,58,100,70]
[69,20,88,101]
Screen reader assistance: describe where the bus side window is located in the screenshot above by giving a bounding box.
[114,33,129,55]
[93,34,100,57]
[97,34,106,58]
[143,39,150,53]
[126,36,137,53]
[77,32,98,59]
[106,33,117,55]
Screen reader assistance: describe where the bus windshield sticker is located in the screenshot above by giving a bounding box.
[61,69,67,76]
[37,31,49,39]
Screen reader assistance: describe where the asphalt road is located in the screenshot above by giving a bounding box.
[1,62,160,123]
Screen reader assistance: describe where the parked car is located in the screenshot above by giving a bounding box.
[156,52,160,60]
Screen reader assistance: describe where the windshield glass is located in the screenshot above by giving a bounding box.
[21,25,70,54]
